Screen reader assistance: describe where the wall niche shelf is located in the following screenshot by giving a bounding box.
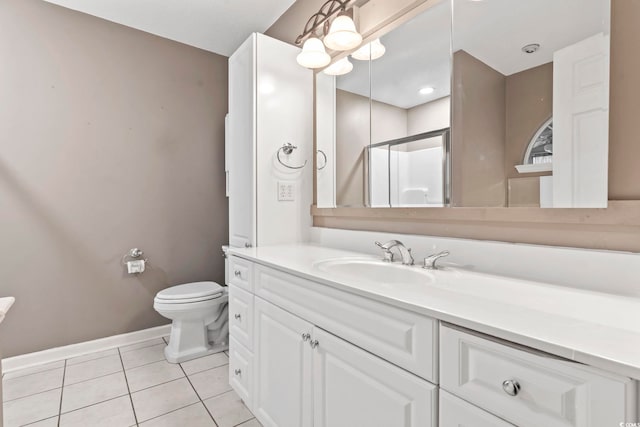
[515,163,553,174]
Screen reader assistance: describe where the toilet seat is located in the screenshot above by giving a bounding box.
[155,281,223,304]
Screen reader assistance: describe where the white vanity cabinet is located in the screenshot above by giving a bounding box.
[228,254,638,427]
[228,256,437,427]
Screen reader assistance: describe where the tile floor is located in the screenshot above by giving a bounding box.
[2,337,262,427]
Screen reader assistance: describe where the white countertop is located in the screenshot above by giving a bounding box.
[0,297,15,324]
[230,244,640,380]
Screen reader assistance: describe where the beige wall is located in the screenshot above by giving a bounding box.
[451,50,506,207]
[505,63,553,180]
[0,0,229,357]
[335,89,407,206]
[407,96,450,135]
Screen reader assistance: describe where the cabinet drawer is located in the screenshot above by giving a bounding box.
[440,390,513,427]
[229,284,254,351]
[440,325,637,427]
[229,337,253,411]
[254,263,438,382]
[229,256,253,292]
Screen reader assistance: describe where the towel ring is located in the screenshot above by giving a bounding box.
[277,143,307,170]
[317,150,327,170]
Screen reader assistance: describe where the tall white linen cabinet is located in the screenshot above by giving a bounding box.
[227,33,313,250]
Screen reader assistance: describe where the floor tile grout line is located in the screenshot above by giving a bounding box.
[178,363,219,427]
[2,359,229,405]
[118,347,140,427]
[57,393,129,417]
[57,359,67,427]
[4,339,164,380]
[134,400,205,426]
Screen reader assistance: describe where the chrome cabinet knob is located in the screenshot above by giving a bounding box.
[234,313,241,320]
[502,379,521,396]
[309,339,319,349]
[234,270,241,277]
[244,243,253,248]
[234,368,242,376]
[301,333,311,342]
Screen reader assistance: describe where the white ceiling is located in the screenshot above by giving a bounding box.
[337,0,609,110]
[454,0,610,76]
[337,1,452,110]
[41,0,297,56]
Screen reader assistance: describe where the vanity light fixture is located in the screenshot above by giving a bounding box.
[294,0,362,69]
[297,37,331,68]
[419,87,435,95]
[323,14,362,51]
[351,38,386,60]
[323,56,353,76]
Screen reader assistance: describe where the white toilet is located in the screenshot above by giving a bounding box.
[154,281,229,363]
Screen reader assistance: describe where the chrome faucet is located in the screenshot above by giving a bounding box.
[375,240,414,265]
[423,251,450,270]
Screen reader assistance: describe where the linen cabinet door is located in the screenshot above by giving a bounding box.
[312,327,437,427]
[253,297,313,427]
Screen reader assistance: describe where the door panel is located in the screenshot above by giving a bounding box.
[253,297,313,427]
[313,327,436,427]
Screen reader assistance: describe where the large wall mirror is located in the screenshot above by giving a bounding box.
[316,0,611,209]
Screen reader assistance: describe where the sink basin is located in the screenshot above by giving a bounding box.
[313,257,434,285]
[0,297,15,324]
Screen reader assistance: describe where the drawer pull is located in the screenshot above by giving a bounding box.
[502,379,521,396]
[301,333,311,342]
[309,339,319,349]
[234,270,242,277]
[234,368,242,376]
[234,313,241,320]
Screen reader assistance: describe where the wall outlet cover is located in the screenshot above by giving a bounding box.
[278,181,296,201]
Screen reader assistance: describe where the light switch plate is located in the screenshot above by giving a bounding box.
[278,181,295,201]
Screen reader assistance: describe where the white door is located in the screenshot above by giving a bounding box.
[253,297,313,427]
[312,327,437,427]
[228,35,256,248]
[315,72,336,208]
[552,32,609,208]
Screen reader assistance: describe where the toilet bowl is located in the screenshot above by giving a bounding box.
[154,281,229,363]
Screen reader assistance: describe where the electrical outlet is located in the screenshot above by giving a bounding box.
[278,181,296,201]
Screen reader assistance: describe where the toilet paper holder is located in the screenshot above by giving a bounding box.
[121,248,148,265]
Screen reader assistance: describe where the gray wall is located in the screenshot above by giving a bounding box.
[0,0,229,357]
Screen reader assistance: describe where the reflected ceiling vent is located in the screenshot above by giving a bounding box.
[521,43,540,54]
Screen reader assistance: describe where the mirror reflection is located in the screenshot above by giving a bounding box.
[316,0,610,209]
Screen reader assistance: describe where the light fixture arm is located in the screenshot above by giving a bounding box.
[295,0,354,45]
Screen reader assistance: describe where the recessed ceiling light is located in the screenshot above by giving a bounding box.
[419,87,435,95]
[522,43,541,54]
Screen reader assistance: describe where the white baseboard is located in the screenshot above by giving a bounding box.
[2,324,172,374]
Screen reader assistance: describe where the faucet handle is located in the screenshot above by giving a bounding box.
[375,241,395,262]
[423,251,450,270]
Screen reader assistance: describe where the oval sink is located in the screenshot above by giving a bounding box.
[313,257,434,285]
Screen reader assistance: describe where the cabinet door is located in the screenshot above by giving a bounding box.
[440,390,514,427]
[228,34,256,248]
[253,297,313,427]
[312,327,437,427]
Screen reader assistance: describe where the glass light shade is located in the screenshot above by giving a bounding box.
[323,15,362,51]
[323,57,353,76]
[296,37,331,69]
[351,38,386,60]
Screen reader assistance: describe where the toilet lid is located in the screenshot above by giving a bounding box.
[156,281,223,301]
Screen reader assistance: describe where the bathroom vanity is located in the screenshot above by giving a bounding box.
[227,245,638,427]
